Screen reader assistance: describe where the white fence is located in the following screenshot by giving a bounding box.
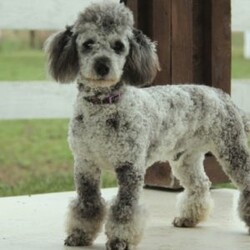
[1,0,248,58]
[0,0,117,30]
[0,0,249,58]
[0,0,249,31]
[232,0,250,58]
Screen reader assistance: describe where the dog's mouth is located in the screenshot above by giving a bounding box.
[83,77,119,87]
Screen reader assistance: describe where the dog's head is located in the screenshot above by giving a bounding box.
[45,2,160,88]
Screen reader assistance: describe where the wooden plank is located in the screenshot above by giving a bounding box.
[144,162,181,189]
[144,156,229,189]
[151,0,172,84]
[128,0,172,85]
[171,0,194,83]
[211,0,231,94]
[126,0,139,27]
[137,0,152,35]
[202,0,212,85]
[204,155,229,184]
[192,0,205,84]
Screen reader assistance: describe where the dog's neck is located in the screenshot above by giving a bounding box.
[77,80,125,105]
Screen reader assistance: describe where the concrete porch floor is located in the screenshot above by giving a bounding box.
[0,188,250,250]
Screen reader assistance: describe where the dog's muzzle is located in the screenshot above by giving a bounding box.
[94,56,111,77]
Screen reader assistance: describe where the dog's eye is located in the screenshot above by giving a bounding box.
[112,41,125,54]
[82,39,95,51]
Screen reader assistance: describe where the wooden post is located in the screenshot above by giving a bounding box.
[127,0,231,189]
[210,0,231,93]
[29,30,36,49]
[127,0,172,84]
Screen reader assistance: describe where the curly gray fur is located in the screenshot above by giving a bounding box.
[45,1,250,249]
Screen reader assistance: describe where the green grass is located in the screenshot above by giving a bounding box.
[0,50,46,81]
[0,40,46,81]
[0,31,47,81]
[213,182,236,189]
[0,119,117,197]
[232,32,250,79]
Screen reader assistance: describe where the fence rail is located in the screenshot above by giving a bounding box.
[0,0,117,30]
[0,0,249,31]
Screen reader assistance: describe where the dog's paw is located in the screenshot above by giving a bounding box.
[106,238,132,250]
[172,217,197,228]
[64,229,92,246]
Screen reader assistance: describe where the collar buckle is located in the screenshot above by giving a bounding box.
[108,93,121,104]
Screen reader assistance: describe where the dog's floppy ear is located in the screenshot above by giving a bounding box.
[122,29,160,86]
[45,26,79,83]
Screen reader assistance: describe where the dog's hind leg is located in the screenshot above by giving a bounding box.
[212,133,250,234]
[105,162,145,250]
[64,159,106,246]
[170,152,213,227]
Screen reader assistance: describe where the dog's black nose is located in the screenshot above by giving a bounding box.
[94,57,110,77]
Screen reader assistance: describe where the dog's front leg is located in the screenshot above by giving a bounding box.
[105,162,145,250]
[65,159,106,246]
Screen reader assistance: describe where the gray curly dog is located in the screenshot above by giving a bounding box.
[45,2,250,249]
